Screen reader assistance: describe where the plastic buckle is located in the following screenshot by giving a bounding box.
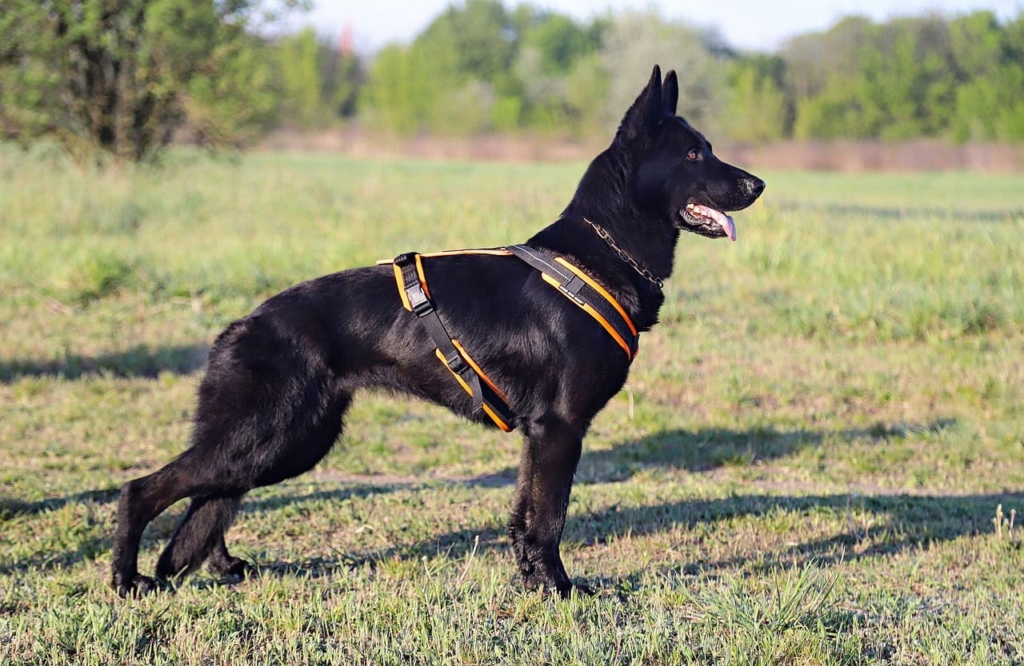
[406,286,433,317]
[445,350,468,375]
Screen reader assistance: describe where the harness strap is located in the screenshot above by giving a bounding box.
[392,252,516,432]
[506,245,639,360]
[387,245,640,433]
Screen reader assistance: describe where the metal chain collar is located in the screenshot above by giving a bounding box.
[582,218,664,289]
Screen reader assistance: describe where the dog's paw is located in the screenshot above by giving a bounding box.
[569,581,596,598]
[113,574,159,598]
[550,580,596,599]
[209,556,253,579]
[523,571,594,599]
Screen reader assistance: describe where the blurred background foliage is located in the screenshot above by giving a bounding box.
[2,0,1023,162]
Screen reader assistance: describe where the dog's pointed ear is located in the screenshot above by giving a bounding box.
[616,65,665,143]
[643,63,663,104]
[663,70,679,116]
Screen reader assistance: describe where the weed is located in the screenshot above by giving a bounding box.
[992,503,1018,541]
[54,252,135,305]
[683,563,841,633]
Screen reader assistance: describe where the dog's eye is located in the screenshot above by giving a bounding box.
[686,149,700,161]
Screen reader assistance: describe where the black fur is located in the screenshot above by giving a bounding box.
[110,66,765,598]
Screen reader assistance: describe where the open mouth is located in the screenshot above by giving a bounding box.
[679,203,736,241]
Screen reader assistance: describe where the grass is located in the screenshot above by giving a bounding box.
[1,143,1023,664]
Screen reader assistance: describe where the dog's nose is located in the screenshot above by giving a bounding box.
[743,177,766,197]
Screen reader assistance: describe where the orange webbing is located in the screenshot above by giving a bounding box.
[434,346,513,432]
[553,257,637,337]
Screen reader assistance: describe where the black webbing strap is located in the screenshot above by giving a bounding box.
[506,244,640,360]
[392,252,517,432]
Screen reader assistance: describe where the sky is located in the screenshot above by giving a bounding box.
[299,0,1023,53]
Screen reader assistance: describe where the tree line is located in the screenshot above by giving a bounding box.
[2,0,1022,162]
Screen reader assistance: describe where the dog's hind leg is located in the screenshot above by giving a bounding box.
[153,385,353,584]
[509,414,586,598]
[155,494,245,581]
[111,453,220,597]
[112,394,350,597]
[207,533,250,577]
[111,312,357,597]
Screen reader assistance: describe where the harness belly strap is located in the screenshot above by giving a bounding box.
[392,251,517,432]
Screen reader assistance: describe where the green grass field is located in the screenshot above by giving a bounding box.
[1,144,1023,664]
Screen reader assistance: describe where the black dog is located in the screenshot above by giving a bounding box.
[111,65,765,598]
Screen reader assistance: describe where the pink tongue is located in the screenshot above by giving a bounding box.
[693,205,736,241]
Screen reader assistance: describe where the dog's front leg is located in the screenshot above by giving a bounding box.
[508,414,590,598]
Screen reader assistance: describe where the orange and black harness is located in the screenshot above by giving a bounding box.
[384,245,639,433]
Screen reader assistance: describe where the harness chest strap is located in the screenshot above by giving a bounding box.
[386,246,640,432]
[505,245,639,360]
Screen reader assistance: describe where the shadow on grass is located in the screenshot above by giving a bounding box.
[452,419,959,484]
[567,490,1021,563]
[239,480,510,578]
[0,343,208,383]
[5,482,1019,589]
[343,490,1023,579]
[0,488,120,576]
[578,419,958,479]
[241,483,402,514]
[0,488,120,520]
[0,418,992,586]
[247,417,991,578]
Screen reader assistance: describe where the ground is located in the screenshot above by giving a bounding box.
[1,147,1022,664]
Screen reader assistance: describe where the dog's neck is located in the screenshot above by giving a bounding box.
[526,148,678,332]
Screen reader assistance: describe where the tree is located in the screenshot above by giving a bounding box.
[0,0,299,163]
[949,11,1024,141]
[275,29,324,129]
[782,11,1024,143]
[360,0,522,135]
[722,55,789,142]
[858,16,957,140]
[521,11,602,76]
[783,16,877,139]
[512,10,604,134]
[318,40,361,120]
[274,28,362,128]
[414,0,517,88]
[598,10,726,135]
[358,44,425,134]
[354,3,1024,144]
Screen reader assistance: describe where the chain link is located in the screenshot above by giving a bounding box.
[583,218,664,289]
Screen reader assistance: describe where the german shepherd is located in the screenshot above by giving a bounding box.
[111,65,765,598]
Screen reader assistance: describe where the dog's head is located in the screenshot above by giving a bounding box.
[617,65,765,241]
